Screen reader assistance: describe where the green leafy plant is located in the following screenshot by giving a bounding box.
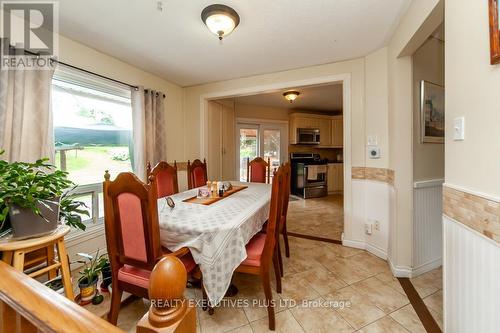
[77,250,108,284]
[0,151,89,231]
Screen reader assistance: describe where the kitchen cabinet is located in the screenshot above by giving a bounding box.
[327,163,344,193]
[331,116,343,147]
[289,113,343,148]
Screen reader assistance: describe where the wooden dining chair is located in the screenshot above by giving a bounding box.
[277,162,291,276]
[234,166,284,331]
[147,161,179,198]
[103,171,197,325]
[187,158,208,189]
[246,157,271,183]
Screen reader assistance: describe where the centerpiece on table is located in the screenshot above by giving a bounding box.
[0,151,89,239]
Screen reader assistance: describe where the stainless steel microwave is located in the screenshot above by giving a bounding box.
[297,128,320,145]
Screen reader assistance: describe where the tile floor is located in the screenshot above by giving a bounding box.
[85,237,443,332]
[287,194,344,240]
[78,195,443,332]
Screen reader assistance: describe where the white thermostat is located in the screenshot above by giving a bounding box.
[368,147,381,159]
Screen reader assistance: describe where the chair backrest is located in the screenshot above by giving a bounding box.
[261,166,284,268]
[279,162,291,232]
[187,159,208,189]
[147,161,179,198]
[247,157,270,183]
[103,171,162,273]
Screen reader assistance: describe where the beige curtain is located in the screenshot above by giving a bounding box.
[131,87,166,180]
[0,57,56,163]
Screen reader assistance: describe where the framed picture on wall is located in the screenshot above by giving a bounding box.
[420,80,444,143]
[489,0,500,64]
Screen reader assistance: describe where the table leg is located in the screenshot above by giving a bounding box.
[1,251,13,265]
[56,239,74,301]
[12,251,25,271]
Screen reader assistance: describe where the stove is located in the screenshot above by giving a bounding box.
[290,153,328,199]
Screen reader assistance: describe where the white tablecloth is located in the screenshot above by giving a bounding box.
[158,182,271,305]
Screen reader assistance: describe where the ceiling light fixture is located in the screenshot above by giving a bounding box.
[201,4,240,40]
[283,91,300,103]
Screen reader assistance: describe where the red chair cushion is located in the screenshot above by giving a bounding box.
[156,169,175,198]
[192,167,206,188]
[241,233,267,267]
[117,252,196,289]
[250,163,266,183]
[118,265,151,289]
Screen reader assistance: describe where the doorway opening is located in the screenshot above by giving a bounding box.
[204,78,348,242]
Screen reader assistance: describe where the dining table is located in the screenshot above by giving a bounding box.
[157,181,272,306]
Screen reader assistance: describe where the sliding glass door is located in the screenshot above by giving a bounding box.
[236,122,287,182]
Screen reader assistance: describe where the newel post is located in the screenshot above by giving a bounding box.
[136,256,196,333]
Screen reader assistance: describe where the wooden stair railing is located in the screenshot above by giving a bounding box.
[0,256,196,333]
[0,259,123,333]
[136,256,196,333]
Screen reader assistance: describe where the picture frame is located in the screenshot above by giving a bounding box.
[489,0,500,64]
[420,80,445,143]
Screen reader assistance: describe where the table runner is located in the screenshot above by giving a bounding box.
[158,182,271,305]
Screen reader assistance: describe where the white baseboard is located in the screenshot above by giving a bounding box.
[366,243,387,260]
[388,257,413,278]
[342,238,365,249]
[411,257,442,277]
[342,239,387,260]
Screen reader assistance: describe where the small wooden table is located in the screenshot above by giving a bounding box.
[0,225,74,300]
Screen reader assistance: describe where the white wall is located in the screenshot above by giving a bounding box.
[412,37,445,181]
[386,0,443,273]
[443,216,500,332]
[444,0,500,330]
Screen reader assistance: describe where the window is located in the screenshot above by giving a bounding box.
[51,67,133,226]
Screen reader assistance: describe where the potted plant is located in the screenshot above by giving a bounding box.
[0,153,89,239]
[77,251,107,305]
[100,257,112,292]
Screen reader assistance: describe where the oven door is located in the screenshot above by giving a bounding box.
[304,165,327,187]
[297,128,320,145]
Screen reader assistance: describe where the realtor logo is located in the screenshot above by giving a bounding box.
[1,1,58,69]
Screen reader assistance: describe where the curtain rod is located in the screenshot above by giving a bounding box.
[14,46,166,98]
[19,48,139,90]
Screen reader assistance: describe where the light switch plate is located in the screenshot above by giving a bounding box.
[368,147,381,159]
[454,117,465,141]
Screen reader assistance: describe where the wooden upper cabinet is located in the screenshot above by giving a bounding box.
[318,120,332,147]
[331,116,343,147]
[289,113,343,148]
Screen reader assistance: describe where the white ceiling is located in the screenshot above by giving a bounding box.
[231,83,343,111]
[57,0,411,87]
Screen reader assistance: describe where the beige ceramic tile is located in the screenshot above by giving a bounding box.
[324,286,385,330]
[250,310,304,333]
[279,271,322,303]
[226,324,254,333]
[410,267,442,298]
[289,298,354,332]
[234,284,287,322]
[423,290,443,315]
[357,316,409,333]
[349,252,391,275]
[293,266,348,296]
[198,306,249,333]
[374,271,406,295]
[389,304,426,333]
[351,277,409,314]
[320,256,374,285]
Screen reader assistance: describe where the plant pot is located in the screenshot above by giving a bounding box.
[78,276,98,304]
[8,198,60,239]
[100,264,112,291]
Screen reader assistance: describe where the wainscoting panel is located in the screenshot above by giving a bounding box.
[413,180,443,276]
[444,216,500,332]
